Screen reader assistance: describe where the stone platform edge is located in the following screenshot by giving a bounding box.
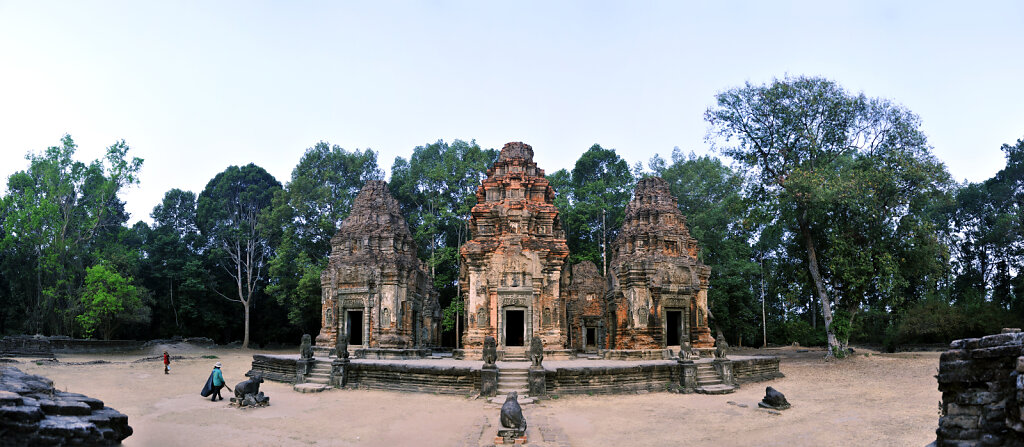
[248,354,782,396]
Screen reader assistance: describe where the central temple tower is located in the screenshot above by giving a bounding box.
[460,142,569,359]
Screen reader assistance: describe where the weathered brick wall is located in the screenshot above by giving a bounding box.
[935,332,1024,446]
[546,364,678,395]
[0,336,54,357]
[249,354,300,383]
[733,357,784,384]
[347,363,478,394]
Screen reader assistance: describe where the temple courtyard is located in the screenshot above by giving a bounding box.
[8,343,939,446]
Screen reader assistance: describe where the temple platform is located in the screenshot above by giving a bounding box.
[248,353,783,397]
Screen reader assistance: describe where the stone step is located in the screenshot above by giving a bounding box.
[488,395,535,405]
[305,377,331,385]
[696,384,736,395]
[293,383,331,393]
[497,388,529,394]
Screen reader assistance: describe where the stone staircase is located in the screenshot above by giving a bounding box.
[695,362,736,394]
[488,363,536,404]
[502,347,528,362]
[294,360,332,393]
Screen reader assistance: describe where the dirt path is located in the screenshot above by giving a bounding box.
[11,345,940,446]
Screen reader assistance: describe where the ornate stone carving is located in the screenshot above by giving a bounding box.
[529,335,544,368]
[460,142,569,355]
[500,391,528,434]
[299,334,314,360]
[317,181,440,350]
[608,177,714,350]
[483,336,497,367]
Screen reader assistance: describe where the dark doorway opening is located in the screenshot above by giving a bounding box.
[505,310,524,346]
[585,326,597,348]
[666,310,682,346]
[347,310,363,346]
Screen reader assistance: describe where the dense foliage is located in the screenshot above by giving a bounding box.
[1,78,1021,352]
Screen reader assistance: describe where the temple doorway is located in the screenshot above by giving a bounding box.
[347,310,363,346]
[585,326,597,349]
[666,310,682,346]
[505,310,525,346]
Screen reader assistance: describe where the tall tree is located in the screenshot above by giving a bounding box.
[389,139,498,344]
[196,164,281,348]
[548,144,634,270]
[144,189,202,336]
[705,76,945,357]
[266,142,383,332]
[0,135,142,335]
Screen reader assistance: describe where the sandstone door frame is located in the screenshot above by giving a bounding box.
[500,307,529,348]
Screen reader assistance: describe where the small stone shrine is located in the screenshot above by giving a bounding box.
[460,142,570,359]
[563,261,609,352]
[316,180,440,356]
[607,177,714,352]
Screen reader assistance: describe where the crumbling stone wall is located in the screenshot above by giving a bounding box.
[607,177,713,350]
[935,331,1024,446]
[0,366,132,445]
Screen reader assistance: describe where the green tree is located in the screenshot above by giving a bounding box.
[266,142,384,332]
[548,144,634,270]
[76,264,143,340]
[196,164,282,348]
[0,135,142,335]
[706,76,946,357]
[389,139,498,345]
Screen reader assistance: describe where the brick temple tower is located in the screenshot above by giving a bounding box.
[317,180,440,354]
[460,142,570,359]
[607,177,714,351]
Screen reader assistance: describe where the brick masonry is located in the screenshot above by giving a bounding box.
[934,331,1024,446]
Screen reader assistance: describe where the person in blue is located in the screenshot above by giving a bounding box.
[201,362,230,401]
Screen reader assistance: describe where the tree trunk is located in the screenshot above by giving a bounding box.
[796,211,840,358]
[243,301,250,349]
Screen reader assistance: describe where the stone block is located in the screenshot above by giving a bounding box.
[942,350,971,362]
[480,367,497,397]
[972,345,1024,359]
[528,367,546,397]
[948,403,982,416]
[958,392,999,406]
[980,332,1024,348]
[942,414,981,430]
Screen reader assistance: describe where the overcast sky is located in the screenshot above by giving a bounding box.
[2,1,1022,224]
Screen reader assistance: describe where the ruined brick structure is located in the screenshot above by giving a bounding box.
[607,177,714,350]
[460,142,570,358]
[317,180,440,352]
[563,261,609,352]
[933,330,1024,446]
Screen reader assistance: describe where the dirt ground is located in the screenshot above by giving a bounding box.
[9,344,941,446]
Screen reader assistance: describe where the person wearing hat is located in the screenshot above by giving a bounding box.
[163,351,170,374]
[201,362,231,401]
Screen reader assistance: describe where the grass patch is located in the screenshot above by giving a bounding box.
[201,355,219,359]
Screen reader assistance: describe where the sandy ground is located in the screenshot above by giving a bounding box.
[9,344,940,447]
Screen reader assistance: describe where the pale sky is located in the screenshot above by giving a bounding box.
[2,1,1022,224]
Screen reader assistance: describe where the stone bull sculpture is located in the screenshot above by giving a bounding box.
[234,373,263,399]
